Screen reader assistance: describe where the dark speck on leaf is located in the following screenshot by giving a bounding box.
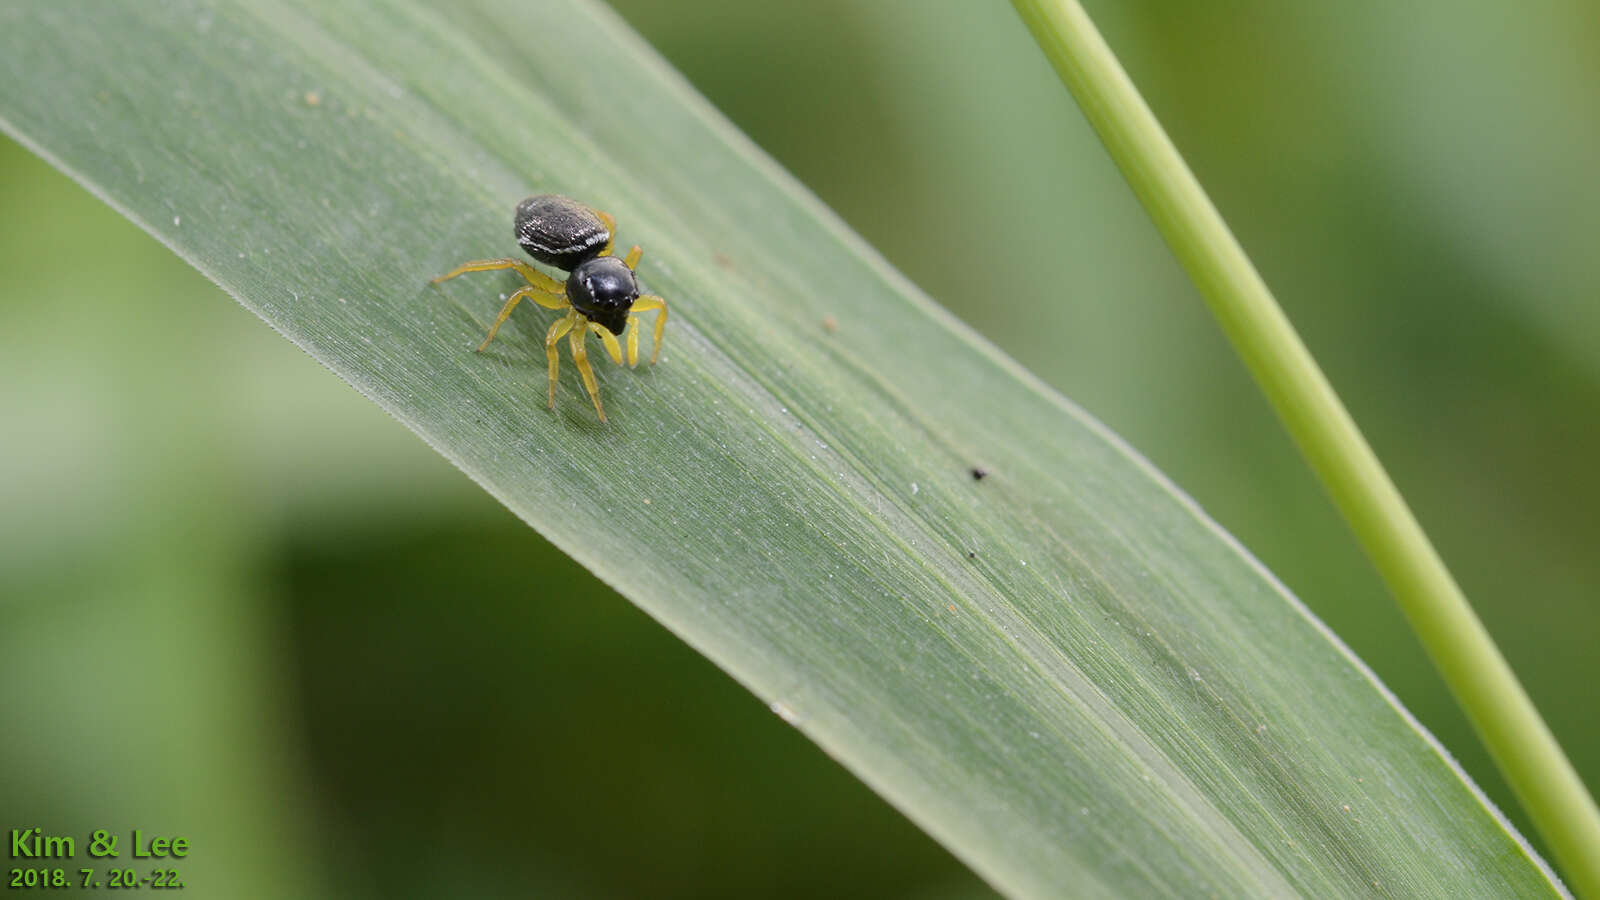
[971,467,988,481]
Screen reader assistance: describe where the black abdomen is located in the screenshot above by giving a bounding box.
[515,194,610,270]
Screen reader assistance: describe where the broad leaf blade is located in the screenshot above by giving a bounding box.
[0,0,1562,895]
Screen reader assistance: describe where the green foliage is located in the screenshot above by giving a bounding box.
[1009,0,1600,892]
[0,0,1565,895]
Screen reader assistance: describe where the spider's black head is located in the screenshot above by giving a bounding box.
[566,256,638,335]
[515,194,611,270]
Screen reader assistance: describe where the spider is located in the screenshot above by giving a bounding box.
[432,194,668,422]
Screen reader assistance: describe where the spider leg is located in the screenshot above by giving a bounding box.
[568,318,606,422]
[594,209,618,258]
[432,257,563,293]
[478,286,570,352]
[613,253,643,366]
[545,312,577,411]
[629,294,668,364]
[588,321,624,365]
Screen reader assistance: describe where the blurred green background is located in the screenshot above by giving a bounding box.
[3,1,1596,896]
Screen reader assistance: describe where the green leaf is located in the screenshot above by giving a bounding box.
[0,0,1563,895]
[1007,0,1600,893]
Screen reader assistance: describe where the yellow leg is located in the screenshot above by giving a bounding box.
[544,312,576,410]
[589,322,623,364]
[595,209,617,258]
[569,319,606,422]
[630,294,668,364]
[478,286,569,352]
[432,257,563,293]
[624,315,641,367]
[622,245,642,270]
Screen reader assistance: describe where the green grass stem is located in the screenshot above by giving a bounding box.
[1006,0,1600,893]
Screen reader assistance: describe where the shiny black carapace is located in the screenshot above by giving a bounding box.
[432,194,668,422]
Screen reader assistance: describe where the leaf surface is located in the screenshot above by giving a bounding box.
[0,0,1562,895]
